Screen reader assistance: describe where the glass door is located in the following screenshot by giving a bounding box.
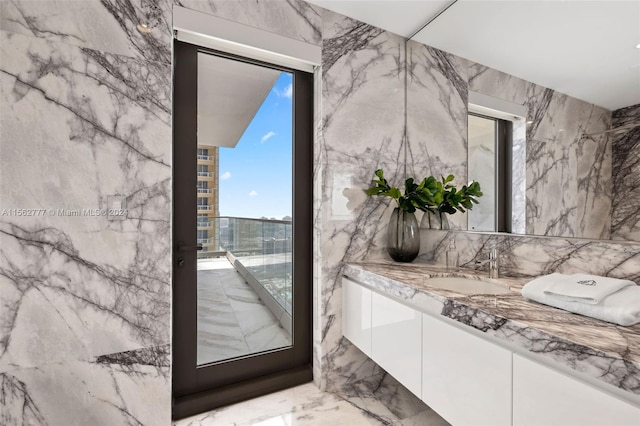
[172,41,313,420]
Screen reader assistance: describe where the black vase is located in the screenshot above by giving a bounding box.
[387,208,420,262]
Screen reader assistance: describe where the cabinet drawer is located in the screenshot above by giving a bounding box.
[342,277,372,357]
[371,292,422,397]
[422,313,511,426]
[513,354,640,426]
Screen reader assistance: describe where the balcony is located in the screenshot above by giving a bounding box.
[196,216,293,364]
[197,205,212,211]
[197,171,211,178]
[197,188,212,194]
[197,220,212,228]
[197,155,211,161]
[198,216,292,309]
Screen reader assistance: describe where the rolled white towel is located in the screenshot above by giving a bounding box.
[523,273,635,305]
[522,278,640,327]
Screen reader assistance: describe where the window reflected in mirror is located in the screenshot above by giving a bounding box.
[468,114,497,232]
[467,112,514,233]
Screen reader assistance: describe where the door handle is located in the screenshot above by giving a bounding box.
[177,242,203,252]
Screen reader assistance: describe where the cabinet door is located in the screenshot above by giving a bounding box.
[371,292,422,397]
[342,277,372,357]
[422,313,511,426]
[513,354,640,426]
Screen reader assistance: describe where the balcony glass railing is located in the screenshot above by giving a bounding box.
[197,205,211,211]
[198,216,293,314]
[197,188,211,194]
[197,171,211,177]
[197,155,211,160]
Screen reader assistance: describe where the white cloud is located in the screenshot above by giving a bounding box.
[261,131,276,143]
[248,190,258,197]
[274,83,292,99]
[220,171,231,180]
[281,83,292,99]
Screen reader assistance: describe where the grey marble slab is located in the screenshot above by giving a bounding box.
[0,0,173,62]
[419,229,640,283]
[173,382,449,426]
[176,0,322,47]
[344,261,640,400]
[611,104,640,241]
[314,8,407,394]
[1,345,170,426]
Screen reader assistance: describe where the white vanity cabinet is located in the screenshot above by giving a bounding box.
[422,313,512,426]
[341,275,640,426]
[513,354,640,426]
[371,292,422,397]
[342,276,372,357]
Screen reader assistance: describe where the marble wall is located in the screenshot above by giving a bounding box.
[316,7,407,393]
[419,229,640,284]
[0,0,324,425]
[0,0,173,424]
[611,104,640,241]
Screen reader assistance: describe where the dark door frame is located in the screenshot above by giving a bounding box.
[172,40,313,420]
[468,112,512,233]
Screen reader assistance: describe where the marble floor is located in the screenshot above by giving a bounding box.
[173,383,450,426]
[197,257,292,365]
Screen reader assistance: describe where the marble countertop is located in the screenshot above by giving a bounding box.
[343,261,640,401]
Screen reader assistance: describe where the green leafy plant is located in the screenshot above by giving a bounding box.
[366,169,439,213]
[366,169,483,216]
[432,174,483,215]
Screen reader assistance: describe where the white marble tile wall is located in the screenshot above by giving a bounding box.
[406,41,469,230]
[526,89,611,239]
[611,104,640,241]
[316,8,406,393]
[175,0,322,46]
[0,20,172,426]
[419,229,640,284]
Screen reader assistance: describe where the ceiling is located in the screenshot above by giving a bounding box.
[197,52,280,148]
[308,0,640,111]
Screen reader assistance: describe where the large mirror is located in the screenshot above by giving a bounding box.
[408,0,640,242]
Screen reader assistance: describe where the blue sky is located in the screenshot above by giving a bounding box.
[218,72,293,219]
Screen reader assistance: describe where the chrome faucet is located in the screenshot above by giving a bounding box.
[475,248,499,279]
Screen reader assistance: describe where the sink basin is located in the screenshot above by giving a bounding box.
[425,276,512,295]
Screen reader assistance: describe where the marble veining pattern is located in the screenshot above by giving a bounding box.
[467,64,612,239]
[175,0,322,47]
[173,382,449,426]
[0,0,173,62]
[420,229,640,283]
[407,41,468,230]
[611,104,640,240]
[316,9,407,396]
[0,0,172,423]
[2,345,170,426]
[344,261,640,397]
[0,28,171,367]
[196,258,291,365]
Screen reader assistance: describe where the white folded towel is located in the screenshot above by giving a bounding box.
[522,276,640,327]
[524,273,635,305]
